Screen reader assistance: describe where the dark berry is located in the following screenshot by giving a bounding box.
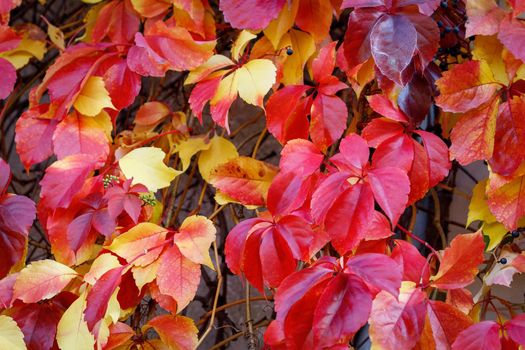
[286,47,294,56]
[439,61,448,70]
[453,26,460,34]
[444,26,452,33]
[499,258,508,264]
[440,1,448,9]
[512,230,520,238]
[437,21,443,27]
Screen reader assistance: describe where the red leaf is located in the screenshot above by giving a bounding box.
[449,97,499,166]
[127,20,215,76]
[451,321,501,350]
[219,0,286,30]
[14,104,57,169]
[312,273,372,348]
[103,60,141,110]
[91,0,140,44]
[39,154,97,209]
[52,111,110,164]
[342,9,381,72]
[368,166,410,225]
[369,282,428,350]
[265,85,310,145]
[431,231,485,289]
[416,130,451,188]
[11,301,65,350]
[370,15,417,85]
[435,61,500,113]
[367,94,409,123]
[146,314,198,350]
[295,0,333,42]
[499,15,525,63]
[0,57,15,100]
[426,300,473,349]
[225,215,314,291]
[345,253,402,297]
[487,174,525,230]
[0,159,35,278]
[391,240,430,285]
[0,274,16,309]
[84,265,124,330]
[103,322,135,350]
[104,179,148,223]
[488,96,525,176]
[465,0,504,37]
[279,139,323,177]
[309,93,348,151]
[156,245,200,311]
[314,179,374,254]
[506,314,525,346]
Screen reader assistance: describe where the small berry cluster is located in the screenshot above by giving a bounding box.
[103,174,119,188]
[140,193,157,206]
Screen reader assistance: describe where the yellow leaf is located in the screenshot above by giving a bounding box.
[198,136,238,182]
[481,222,508,251]
[0,316,26,350]
[132,260,160,291]
[73,76,115,117]
[79,3,105,43]
[210,68,239,106]
[0,35,46,69]
[42,18,65,51]
[264,0,299,48]
[467,179,495,226]
[236,59,277,107]
[173,135,211,171]
[280,29,315,85]
[472,35,508,85]
[83,253,122,285]
[209,156,278,207]
[91,110,113,140]
[467,179,506,250]
[106,222,168,266]
[119,147,180,192]
[231,30,257,61]
[56,292,95,350]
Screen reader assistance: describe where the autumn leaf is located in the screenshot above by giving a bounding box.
[155,244,201,312]
[13,259,78,303]
[0,315,26,350]
[56,292,95,350]
[145,314,198,350]
[197,136,239,183]
[369,281,428,350]
[119,147,180,192]
[73,76,115,117]
[451,321,501,350]
[173,215,216,268]
[209,156,278,207]
[106,222,168,266]
[430,231,485,289]
[39,154,98,209]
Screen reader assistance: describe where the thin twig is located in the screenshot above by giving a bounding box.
[196,241,223,348]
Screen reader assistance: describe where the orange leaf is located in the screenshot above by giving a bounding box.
[173,215,216,268]
[430,231,485,289]
[145,314,198,350]
[209,156,278,207]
